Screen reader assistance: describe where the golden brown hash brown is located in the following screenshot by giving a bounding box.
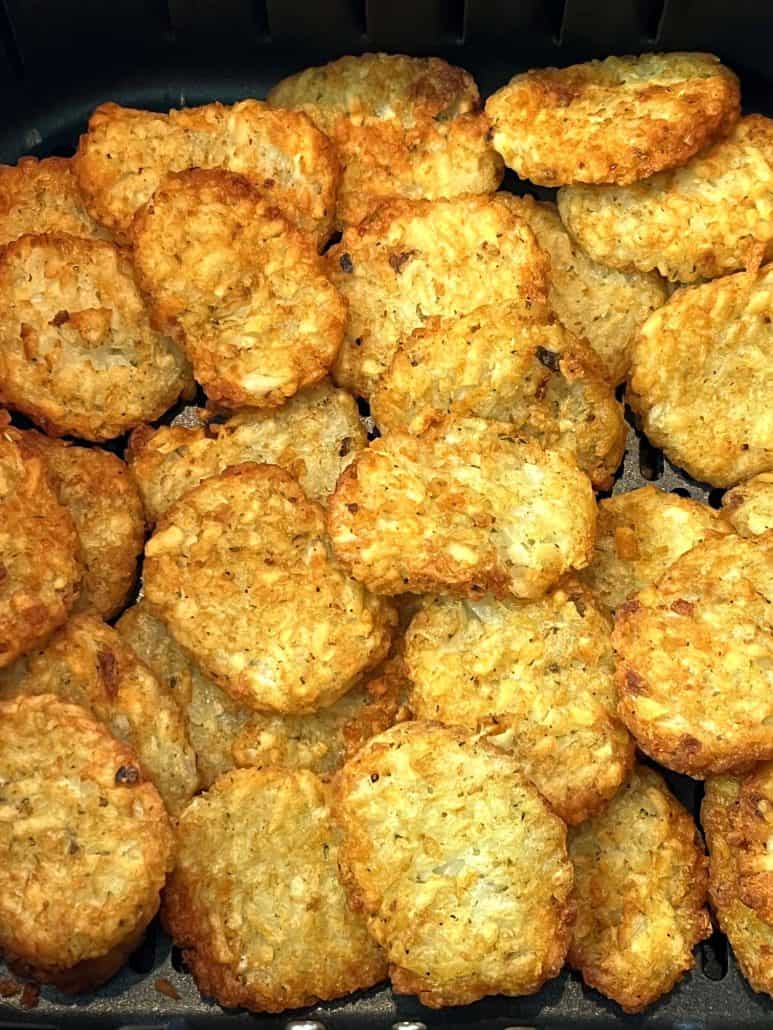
[21,430,144,619]
[579,486,731,611]
[0,234,192,441]
[615,533,773,777]
[0,156,108,245]
[117,601,409,786]
[327,193,549,398]
[558,115,773,282]
[127,380,365,523]
[144,463,396,713]
[722,472,773,538]
[75,99,339,245]
[163,767,386,1012]
[268,53,503,227]
[732,762,773,926]
[569,765,710,1013]
[628,265,773,488]
[0,417,81,668]
[702,775,773,996]
[333,721,575,1007]
[0,693,173,991]
[371,301,625,490]
[131,169,346,409]
[0,612,199,815]
[503,195,667,384]
[327,417,596,599]
[406,584,633,824]
[486,52,739,186]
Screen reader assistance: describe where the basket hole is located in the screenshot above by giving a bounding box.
[127,927,157,974]
[701,930,729,981]
[708,488,725,510]
[170,945,188,973]
[638,436,663,481]
[670,487,691,499]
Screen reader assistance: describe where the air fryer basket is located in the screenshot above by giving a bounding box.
[0,0,771,1027]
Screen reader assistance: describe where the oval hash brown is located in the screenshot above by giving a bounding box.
[615,533,773,777]
[333,720,575,1007]
[127,380,365,523]
[269,53,503,227]
[0,417,81,667]
[144,463,396,713]
[0,156,108,245]
[405,585,633,824]
[569,765,710,1013]
[0,234,192,441]
[163,767,386,1012]
[486,51,739,186]
[75,99,339,246]
[327,193,549,398]
[327,417,596,599]
[0,693,173,991]
[131,169,346,409]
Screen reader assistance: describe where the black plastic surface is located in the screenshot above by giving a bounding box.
[0,1,771,1027]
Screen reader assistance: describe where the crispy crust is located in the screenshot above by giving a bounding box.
[405,584,633,824]
[127,381,365,523]
[722,473,773,538]
[569,765,710,1013]
[0,156,108,245]
[327,193,549,398]
[627,266,773,487]
[503,195,667,384]
[0,418,81,667]
[734,763,773,925]
[0,693,173,988]
[371,301,625,490]
[22,431,144,619]
[558,115,773,283]
[487,52,739,187]
[75,99,339,246]
[579,486,731,611]
[0,612,199,815]
[702,775,773,995]
[144,463,396,713]
[162,767,386,1012]
[615,533,773,776]
[131,169,345,409]
[327,417,596,599]
[332,720,575,1007]
[0,234,191,441]
[269,53,502,227]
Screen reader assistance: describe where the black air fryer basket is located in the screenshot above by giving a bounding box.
[0,0,771,1027]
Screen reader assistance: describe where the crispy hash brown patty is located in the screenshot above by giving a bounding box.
[558,115,773,283]
[127,381,364,523]
[405,585,633,825]
[615,533,773,777]
[702,775,773,995]
[0,612,199,815]
[327,193,549,398]
[628,266,773,488]
[0,693,173,990]
[144,463,396,713]
[327,417,596,599]
[117,601,409,786]
[162,767,386,1012]
[722,472,773,538]
[131,170,346,409]
[332,721,575,1007]
[486,52,739,187]
[731,762,773,926]
[580,486,730,611]
[504,195,667,384]
[371,301,625,490]
[0,418,81,667]
[569,765,710,1013]
[268,53,503,227]
[22,430,145,619]
[0,156,108,245]
[0,234,192,441]
[75,99,339,246]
